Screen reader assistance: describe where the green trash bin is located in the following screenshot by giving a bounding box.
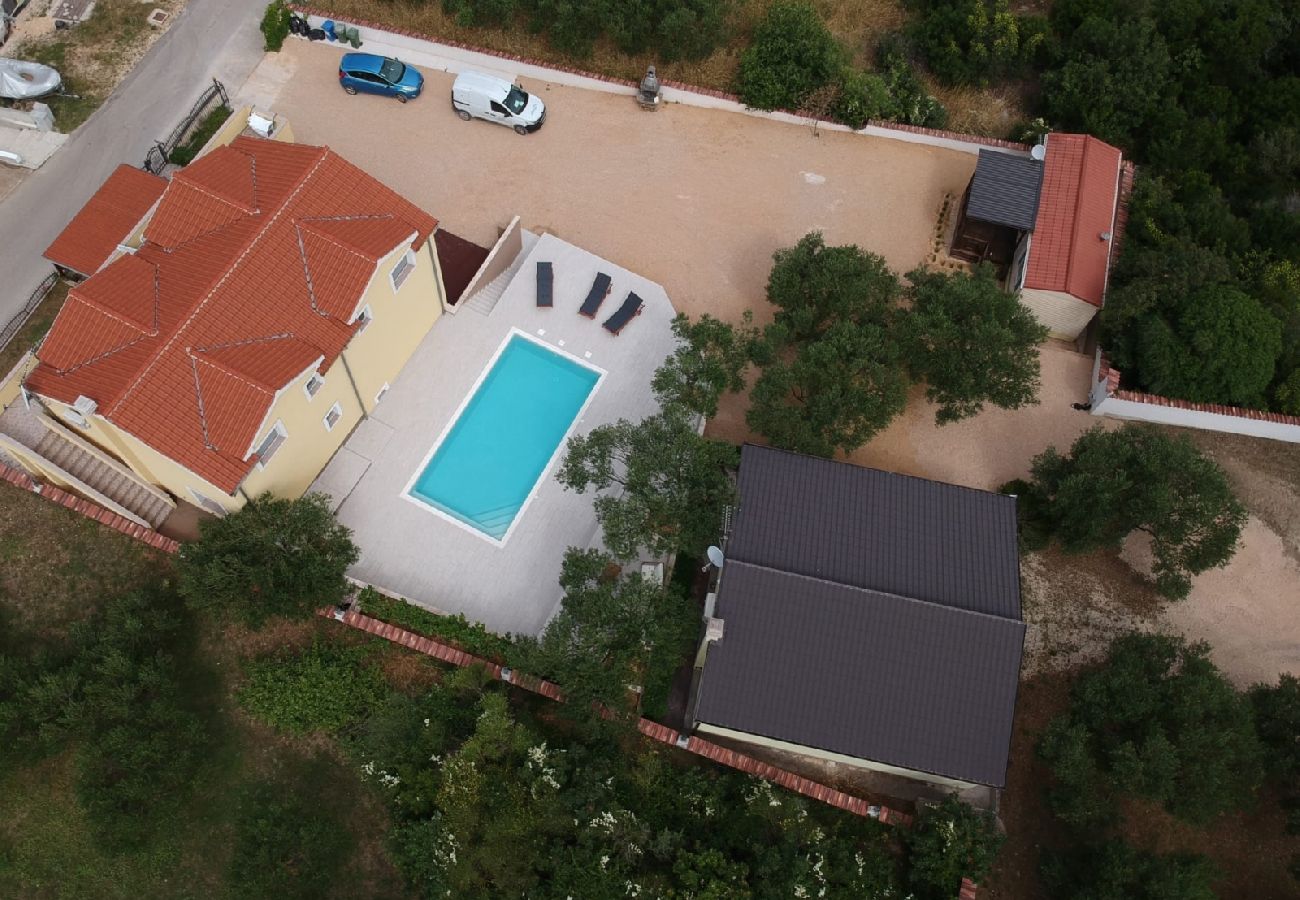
[346,25,362,48]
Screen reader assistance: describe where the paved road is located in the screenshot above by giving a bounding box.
[0,0,266,321]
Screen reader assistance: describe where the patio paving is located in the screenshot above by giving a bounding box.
[310,232,678,636]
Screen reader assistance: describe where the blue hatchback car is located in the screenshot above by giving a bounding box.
[338,53,423,102]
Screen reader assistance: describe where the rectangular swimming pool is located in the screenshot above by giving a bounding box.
[406,332,601,541]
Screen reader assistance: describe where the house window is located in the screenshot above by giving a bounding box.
[303,373,324,399]
[188,487,228,517]
[323,402,343,431]
[353,305,373,333]
[254,420,287,468]
[374,382,390,405]
[389,249,415,292]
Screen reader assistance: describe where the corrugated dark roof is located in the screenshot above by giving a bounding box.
[728,444,1021,619]
[695,562,1025,787]
[967,149,1043,232]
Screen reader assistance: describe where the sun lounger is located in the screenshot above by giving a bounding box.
[536,261,553,308]
[602,291,644,335]
[578,272,612,318]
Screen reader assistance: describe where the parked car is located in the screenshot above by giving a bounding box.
[338,53,423,103]
[451,71,545,135]
[0,58,61,101]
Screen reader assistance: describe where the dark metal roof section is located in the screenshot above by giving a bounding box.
[727,444,1022,619]
[966,149,1044,232]
[694,561,1025,787]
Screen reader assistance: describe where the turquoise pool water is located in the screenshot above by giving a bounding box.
[409,335,600,540]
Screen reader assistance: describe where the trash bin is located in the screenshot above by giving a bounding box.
[322,19,336,40]
[348,26,363,48]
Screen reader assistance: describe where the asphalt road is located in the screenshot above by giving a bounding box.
[0,0,267,322]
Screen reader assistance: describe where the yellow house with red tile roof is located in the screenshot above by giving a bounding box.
[21,135,449,516]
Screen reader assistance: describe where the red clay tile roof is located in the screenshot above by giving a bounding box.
[43,164,168,276]
[1024,134,1123,308]
[28,136,437,494]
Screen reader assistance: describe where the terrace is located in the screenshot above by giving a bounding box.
[310,232,678,636]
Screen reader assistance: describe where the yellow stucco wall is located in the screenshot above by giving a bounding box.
[31,234,445,513]
[1020,288,1097,340]
[0,351,39,413]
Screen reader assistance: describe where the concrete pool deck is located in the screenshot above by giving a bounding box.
[310,232,678,636]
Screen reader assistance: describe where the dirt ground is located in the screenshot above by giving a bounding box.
[255,41,1300,688]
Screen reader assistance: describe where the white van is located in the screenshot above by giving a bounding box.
[451,71,546,135]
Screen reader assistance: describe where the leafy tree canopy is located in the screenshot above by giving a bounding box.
[905,796,1004,899]
[747,319,909,457]
[1038,633,1263,827]
[1025,425,1245,598]
[652,311,765,419]
[176,492,359,625]
[512,548,699,717]
[902,265,1048,424]
[559,413,738,559]
[735,0,844,111]
[766,231,900,343]
[1249,673,1300,780]
[1041,840,1218,900]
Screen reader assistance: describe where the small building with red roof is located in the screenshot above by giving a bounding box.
[950,133,1125,340]
[21,135,458,515]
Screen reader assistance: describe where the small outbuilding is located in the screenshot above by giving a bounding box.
[951,133,1124,340]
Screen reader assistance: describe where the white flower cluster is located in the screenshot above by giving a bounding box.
[525,742,561,793]
[744,778,783,808]
[624,880,641,896]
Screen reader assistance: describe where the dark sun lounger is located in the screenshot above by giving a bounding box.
[578,272,612,318]
[602,291,644,335]
[536,261,553,308]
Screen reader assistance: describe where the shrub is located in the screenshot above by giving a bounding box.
[260,0,291,52]
[905,796,1004,899]
[1038,633,1264,827]
[831,68,891,129]
[239,641,386,735]
[442,0,517,28]
[735,1,844,111]
[1041,840,1218,900]
[910,0,1045,86]
[357,588,515,662]
[1250,674,1300,779]
[177,492,359,626]
[168,104,232,166]
[1000,478,1051,551]
[879,45,947,128]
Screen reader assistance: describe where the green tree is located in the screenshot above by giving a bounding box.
[735,1,844,111]
[176,492,359,625]
[260,0,291,52]
[905,795,1004,899]
[1135,283,1281,406]
[513,548,699,715]
[911,0,1045,86]
[1038,633,1264,827]
[559,413,738,558]
[766,232,900,342]
[1025,425,1246,599]
[652,311,764,419]
[1250,674,1300,779]
[903,266,1048,424]
[1041,840,1218,900]
[747,319,908,457]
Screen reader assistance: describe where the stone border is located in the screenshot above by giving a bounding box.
[288,5,1030,158]
[0,458,180,553]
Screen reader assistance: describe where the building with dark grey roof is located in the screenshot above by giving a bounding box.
[690,444,1025,790]
[965,149,1044,233]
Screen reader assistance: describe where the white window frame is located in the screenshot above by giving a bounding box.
[188,487,228,517]
[322,402,343,432]
[374,382,390,405]
[389,249,416,292]
[353,304,373,333]
[303,373,324,400]
[254,420,287,469]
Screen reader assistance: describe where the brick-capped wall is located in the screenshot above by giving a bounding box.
[0,459,180,553]
[289,5,1030,157]
[328,607,915,826]
[1098,354,1300,426]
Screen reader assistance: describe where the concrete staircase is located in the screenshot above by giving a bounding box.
[458,229,540,316]
[33,431,173,527]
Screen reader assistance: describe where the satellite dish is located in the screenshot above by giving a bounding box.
[706,546,725,568]
[1030,143,1047,161]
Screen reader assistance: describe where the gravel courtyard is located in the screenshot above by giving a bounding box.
[244,41,1296,683]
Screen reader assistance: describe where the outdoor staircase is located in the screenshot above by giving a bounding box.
[457,229,541,316]
[466,500,522,538]
[33,430,174,528]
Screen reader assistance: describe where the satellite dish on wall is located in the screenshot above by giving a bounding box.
[706,546,725,569]
[1030,143,1047,161]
